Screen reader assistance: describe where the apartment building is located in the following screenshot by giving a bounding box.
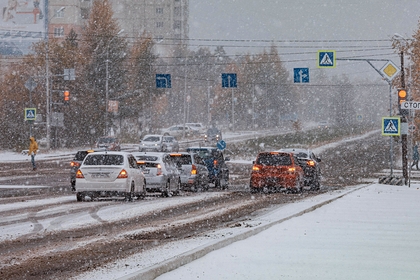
[48,0,189,55]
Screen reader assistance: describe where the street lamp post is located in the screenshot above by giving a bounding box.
[45,6,65,150]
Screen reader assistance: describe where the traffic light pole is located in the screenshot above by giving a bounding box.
[400,51,408,185]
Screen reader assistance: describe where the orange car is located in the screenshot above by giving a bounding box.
[250,151,304,193]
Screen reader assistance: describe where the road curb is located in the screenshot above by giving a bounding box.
[118,185,367,280]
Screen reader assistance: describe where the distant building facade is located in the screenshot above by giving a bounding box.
[50,0,190,44]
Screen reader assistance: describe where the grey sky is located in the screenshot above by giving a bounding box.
[189,0,420,80]
[190,0,419,42]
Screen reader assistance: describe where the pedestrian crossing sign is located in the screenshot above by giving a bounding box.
[25,108,36,121]
[317,50,336,68]
[382,117,400,136]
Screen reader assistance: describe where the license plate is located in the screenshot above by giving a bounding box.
[143,169,150,174]
[91,173,110,178]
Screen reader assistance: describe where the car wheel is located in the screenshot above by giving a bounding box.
[173,178,181,196]
[126,182,135,202]
[76,192,84,202]
[214,178,221,188]
[312,179,321,191]
[162,180,172,197]
[138,179,147,199]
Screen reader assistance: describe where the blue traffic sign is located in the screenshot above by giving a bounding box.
[25,108,36,121]
[221,73,237,88]
[382,117,400,136]
[317,50,336,68]
[217,139,227,150]
[156,74,171,88]
[293,68,309,83]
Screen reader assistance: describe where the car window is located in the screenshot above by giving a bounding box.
[256,153,292,166]
[84,154,124,165]
[136,155,159,161]
[194,154,204,165]
[128,155,138,168]
[74,151,89,161]
[98,137,116,144]
[187,148,211,159]
[295,152,308,158]
[144,136,160,142]
[169,154,192,165]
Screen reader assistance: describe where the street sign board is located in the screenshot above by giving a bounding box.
[64,69,76,80]
[25,78,37,91]
[156,74,171,88]
[382,117,400,136]
[221,73,237,88]
[380,61,400,81]
[401,101,420,110]
[293,68,309,83]
[24,108,36,121]
[217,139,227,150]
[317,50,336,68]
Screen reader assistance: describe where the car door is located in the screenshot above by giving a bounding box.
[194,154,209,184]
[128,154,144,191]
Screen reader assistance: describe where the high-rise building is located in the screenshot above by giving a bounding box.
[0,0,188,56]
[47,0,189,54]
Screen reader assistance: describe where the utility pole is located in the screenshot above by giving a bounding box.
[400,51,408,184]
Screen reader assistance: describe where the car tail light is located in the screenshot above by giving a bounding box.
[117,169,128,178]
[70,161,80,168]
[157,164,162,176]
[307,160,315,167]
[252,165,260,172]
[287,167,296,173]
[213,159,218,167]
[191,164,197,175]
[76,169,84,178]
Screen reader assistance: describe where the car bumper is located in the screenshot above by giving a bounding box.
[75,179,130,192]
[144,176,167,192]
[250,174,299,189]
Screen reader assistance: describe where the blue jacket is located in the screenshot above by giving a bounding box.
[413,145,419,161]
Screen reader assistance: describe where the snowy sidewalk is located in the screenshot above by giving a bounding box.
[143,183,420,280]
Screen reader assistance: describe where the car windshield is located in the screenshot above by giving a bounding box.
[98,137,116,144]
[169,154,192,165]
[136,155,159,161]
[144,136,160,142]
[256,153,292,166]
[83,154,124,165]
[187,148,211,159]
[207,128,220,135]
[163,136,174,142]
[74,151,89,161]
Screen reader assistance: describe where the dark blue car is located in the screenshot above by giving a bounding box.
[186,147,230,189]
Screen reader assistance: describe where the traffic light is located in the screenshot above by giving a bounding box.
[64,90,70,105]
[398,89,408,116]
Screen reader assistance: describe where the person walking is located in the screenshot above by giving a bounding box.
[412,143,419,170]
[28,136,38,171]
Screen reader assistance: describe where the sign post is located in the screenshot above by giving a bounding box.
[222,73,237,131]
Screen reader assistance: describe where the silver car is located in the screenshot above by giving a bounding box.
[75,151,146,201]
[163,136,179,152]
[167,152,210,192]
[139,134,164,152]
[133,152,181,197]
